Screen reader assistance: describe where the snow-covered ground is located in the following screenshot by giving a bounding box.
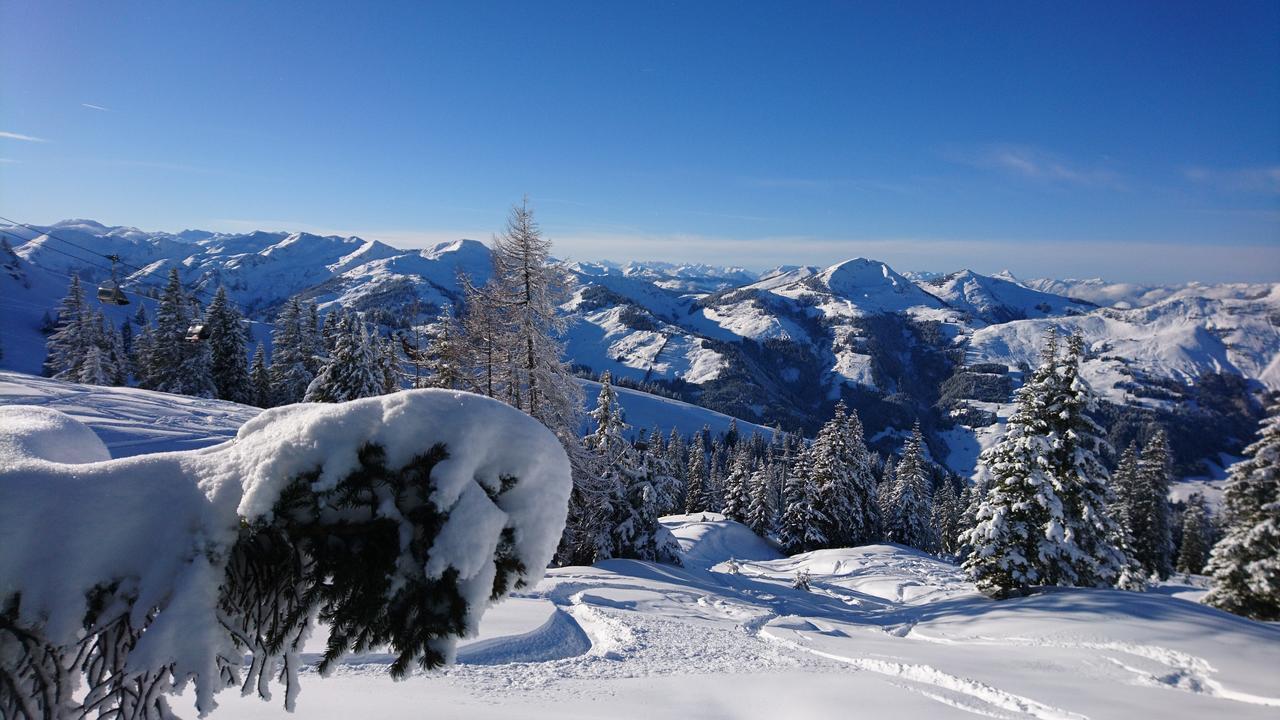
[4,377,1278,720]
[190,514,1280,720]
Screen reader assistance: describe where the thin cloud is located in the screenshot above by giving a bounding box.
[81,103,111,112]
[0,131,47,143]
[1183,165,1280,194]
[946,143,1123,188]
[0,158,17,164]
[739,176,831,191]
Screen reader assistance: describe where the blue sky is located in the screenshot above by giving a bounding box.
[2,1,1277,282]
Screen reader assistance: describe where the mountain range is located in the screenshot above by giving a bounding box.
[2,218,1276,490]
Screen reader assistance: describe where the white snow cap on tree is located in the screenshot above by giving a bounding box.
[0,390,572,718]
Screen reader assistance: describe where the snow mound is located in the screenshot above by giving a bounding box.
[0,389,572,717]
[0,405,110,464]
[662,513,783,567]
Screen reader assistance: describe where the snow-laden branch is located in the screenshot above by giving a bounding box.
[0,392,571,719]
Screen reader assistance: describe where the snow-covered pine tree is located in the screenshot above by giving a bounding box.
[377,331,400,394]
[1204,404,1280,620]
[420,304,466,389]
[250,343,272,408]
[148,269,216,397]
[686,429,708,514]
[746,459,775,537]
[269,296,313,405]
[883,423,936,551]
[131,321,156,387]
[643,430,684,516]
[1108,443,1141,544]
[205,286,253,404]
[1135,427,1175,579]
[721,443,753,522]
[77,344,109,385]
[1176,492,1213,575]
[304,316,386,403]
[44,275,92,380]
[302,300,324,377]
[961,330,1132,597]
[931,478,962,555]
[580,372,679,563]
[877,456,898,532]
[780,447,825,554]
[807,407,850,548]
[106,319,129,385]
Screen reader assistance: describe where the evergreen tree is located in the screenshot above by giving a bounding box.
[1135,428,1175,579]
[149,269,216,397]
[44,275,92,380]
[1176,492,1213,575]
[746,460,776,537]
[810,403,879,547]
[377,331,400,394]
[269,296,313,405]
[721,444,753,522]
[205,287,253,404]
[421,304,466,389]
[779,449,825,554]
[77,344,109,385]
[931,478,963,555]
[1108,444,1142,543]
[665,428,688,512]
[250,342,272,408]
[303,300,324,377]
[1204,405,1280,620]
[304,316,386,403]
[883,424,936,551]
[685,429,708,514]
[961,331,1132,597]
[580,373,679,563]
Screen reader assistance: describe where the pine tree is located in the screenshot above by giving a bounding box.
[269,297,313,405]
[961,330,1132,597]
[1108,444,1142,544]
[883,424,936,551]
[779,444,826,554]
[1136,428,1175,579]
[250,343,272,408]
[580,373,679,563]
[304,316,386,403]
[931,479,962,555]
[746,460,775,537]
[421,304,466,389]
[303,300,324,377]
[721,444,753,522]
[1176,492,1213,575]
[1204,405,1280,620]
[205,287,253,404]
[44,275,92,380]
[148,269,216,397]
[377,331,400,394]
[77,344,109,385]
[685,429,708,514]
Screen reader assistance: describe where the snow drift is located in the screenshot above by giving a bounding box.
[0,390,572,719]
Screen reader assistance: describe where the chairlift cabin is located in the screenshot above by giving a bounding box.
[97,254,130,306]
[185,323,211,343]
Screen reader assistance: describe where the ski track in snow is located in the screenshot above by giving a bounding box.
[280,517,1280,719]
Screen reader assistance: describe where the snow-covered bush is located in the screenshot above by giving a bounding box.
[0,391,571,719]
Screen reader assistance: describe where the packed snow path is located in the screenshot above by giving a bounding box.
[204,514,1280,720]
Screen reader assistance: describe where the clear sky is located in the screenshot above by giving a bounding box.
[2,1,1277,282]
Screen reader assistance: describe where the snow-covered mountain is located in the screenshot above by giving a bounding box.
[2,218,1276,484]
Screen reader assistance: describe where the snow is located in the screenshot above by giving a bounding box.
[0,404,110,464]
[4,383,1278,718]
[182,515,1280,719]
[0,370,258,456]
[578,379,776,441]
[0,388,572,716]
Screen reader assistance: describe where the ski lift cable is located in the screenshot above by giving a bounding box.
[0,220,216,302]
[0,229,202,307]
[0,213,217,301]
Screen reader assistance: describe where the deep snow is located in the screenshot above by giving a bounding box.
[2,374,1277,719]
